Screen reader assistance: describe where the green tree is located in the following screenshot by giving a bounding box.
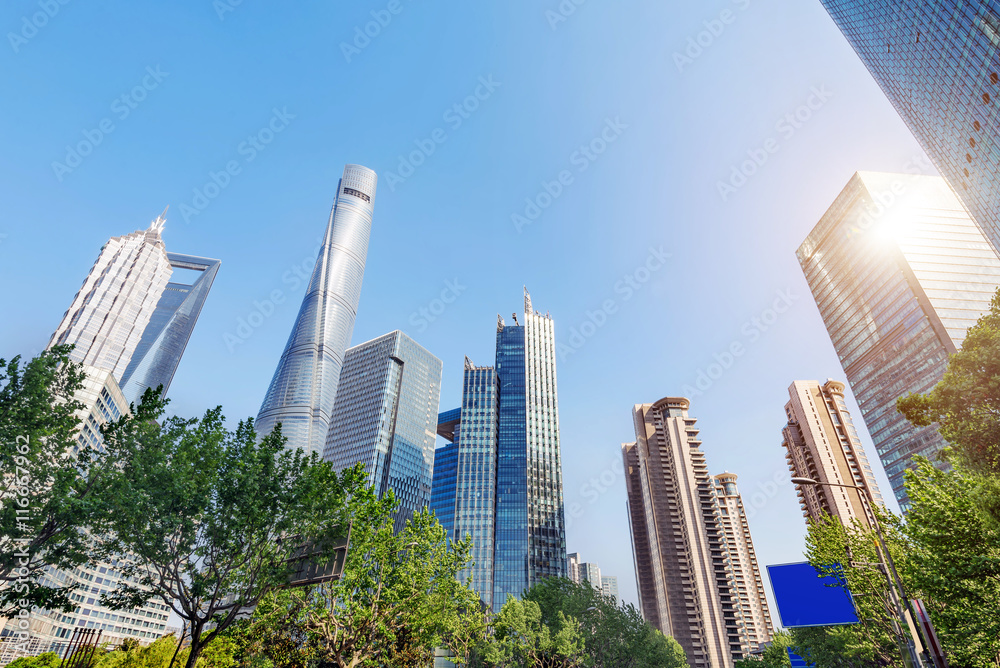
[897,289,1000,477]
[0,346,119,613]
[788,625,882,668]
[734,630,792,668]
[898,458,1000,668]
[281,487,481,667]
[6,652,62,668]
[484,595,587,668]
[522,577,687,668]
[98,390,360,668]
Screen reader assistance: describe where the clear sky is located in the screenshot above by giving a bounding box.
[1,1,931,611]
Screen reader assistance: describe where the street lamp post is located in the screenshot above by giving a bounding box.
[789,476,941,668]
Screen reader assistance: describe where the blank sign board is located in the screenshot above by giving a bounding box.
[767,561,859,627]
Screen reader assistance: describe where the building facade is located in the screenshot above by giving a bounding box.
[712,474,774,657]
[256,164,377,455]
[601,576,619,606]
[798,172,1000,506]
[49,212,173,380]
[324,330,442,531]
[623,397,773,668]
[119,253,220,407]
[567,552,581,584]
[428,291,567,611]
[781,380,885,528]
[579,562,602,591]
[818,0,1000,254]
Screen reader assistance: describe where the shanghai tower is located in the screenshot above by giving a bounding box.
[256,164,377,455]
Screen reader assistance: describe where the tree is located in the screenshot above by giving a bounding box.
[734,630,792,668]
[0,345,118,614]
[898,458,1000,668]
[98,389,360,668]
[485,595,587,668]
[5,652,61,668]
[898,289,1000,477]
[522,577,687,668]
[281,487,482,667]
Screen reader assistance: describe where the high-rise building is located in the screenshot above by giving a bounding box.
[781,380,885,528]
[601,576,619,606]
[623,397,773,668]
[324,330,442,531]
[579,562,602,591]
[428,290,567,611]
[256,164,377,455]
[817,0,1000,254]
[712,474,774,657]
[49,211,174,380]
[430,410,461,540]
[797,172,1000,506]
[119,253,220,407]
[567,552,581,584]
[3,211,205,660]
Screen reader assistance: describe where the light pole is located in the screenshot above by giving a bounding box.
[790,476,941,668]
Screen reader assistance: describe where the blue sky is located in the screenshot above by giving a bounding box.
[0,1,931,610]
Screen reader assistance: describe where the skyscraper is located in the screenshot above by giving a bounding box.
[257,164,377,455]
[324,330,442,531]
[567,552,581,584]
[797,172,1000,506]
[623,397,773,668]
[430,410,461,539]
[119,253,220,407]
[5,210,205,659]
[712,474,774,657]
[49,211,174,379]
[579,562,602,592]
[428,291,567,611]
[781,380,885,528]
[601,576,619,606]
[817,0,1000,253]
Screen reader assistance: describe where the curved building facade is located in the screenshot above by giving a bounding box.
[256,164,377,455]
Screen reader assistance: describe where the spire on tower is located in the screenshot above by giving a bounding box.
[149,206,169,234]
[524,286,532,314]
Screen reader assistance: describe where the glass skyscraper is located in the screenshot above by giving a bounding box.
[429,290,567,611]
[798,172,1000,506]
[818,0,1000,253]
[324,330,442,532]
[257,164,377,455]
[119,253,220,407]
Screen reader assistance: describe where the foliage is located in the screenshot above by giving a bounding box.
[897,289,1000,477]
[484,595,587,668]
[521,577,687,668]
[98,389,360,668]
[278,487,481,668]
[800,513,907,667]
[6,652,62,668]
[734,630,792,667]
[0,345,119,613]
[898,458,1000,668]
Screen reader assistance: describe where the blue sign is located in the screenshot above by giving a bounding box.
[788,648,814,667]
[767,561,859,627]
